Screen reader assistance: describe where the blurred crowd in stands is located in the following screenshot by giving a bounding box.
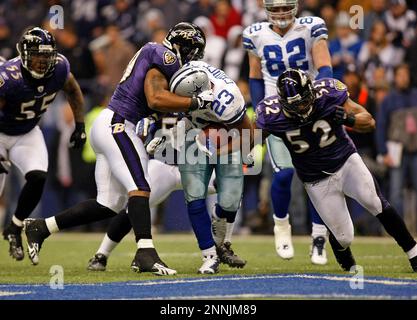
[1,0,417,236]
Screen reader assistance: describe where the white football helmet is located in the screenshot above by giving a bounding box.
[263,0,298,29]
[169,64,211,97]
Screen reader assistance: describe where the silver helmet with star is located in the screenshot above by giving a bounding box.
[169,64,210,97]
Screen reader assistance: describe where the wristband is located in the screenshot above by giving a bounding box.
[344,113,356,127]
[189,96,199,111]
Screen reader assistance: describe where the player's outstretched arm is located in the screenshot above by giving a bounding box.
[63,72,87,148]
[144,68,193,112]
[336,98,376,133]
[63,72,85,123]
[312,39,333,79]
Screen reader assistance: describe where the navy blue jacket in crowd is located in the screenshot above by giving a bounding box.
[376,87,417,155]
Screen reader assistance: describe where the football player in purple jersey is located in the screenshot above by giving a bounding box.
[255,68,417,272]
[0,27,86,261]
[23,22,212,276]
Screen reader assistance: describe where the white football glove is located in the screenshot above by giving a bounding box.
[146,136,166,155]
[243,149,255,167]
[190,89,214,111]
[195,135,215,157]
[136,115,157,138]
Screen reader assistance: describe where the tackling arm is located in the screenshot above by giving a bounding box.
[341,98,376,133]
[144,68,193,112]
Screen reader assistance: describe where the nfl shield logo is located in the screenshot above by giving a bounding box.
[37,86,44,93]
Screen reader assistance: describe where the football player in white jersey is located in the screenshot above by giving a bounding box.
[169,61,253,274]
[243,0,333,264]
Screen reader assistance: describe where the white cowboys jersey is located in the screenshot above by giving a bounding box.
[185,60,246,128]
[243,17,328,97]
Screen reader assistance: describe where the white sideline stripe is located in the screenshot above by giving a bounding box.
[155,294,417,300]
[127,274,417,287]
[0,291,32,297]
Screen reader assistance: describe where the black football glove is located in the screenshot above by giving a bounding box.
[333,106,355,127]
[69,122,87,149]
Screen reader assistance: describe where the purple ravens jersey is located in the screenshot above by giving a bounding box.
[0,54,70,135]
[108,43,181,125]
[256,78,357,183]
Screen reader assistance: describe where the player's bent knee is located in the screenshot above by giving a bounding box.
[218,193,241,212]
[335,230,354,249]
[183,182,207,203]
[96,196,127,214]
[25,170,47,187]
[362,196,383,217]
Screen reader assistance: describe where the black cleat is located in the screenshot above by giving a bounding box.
[23,218,49,265]
[410,256,417,272]
[333,247,356,271]
[87,253,107,271]
[131,248,177,276]
[3,225,24,261]
[216,242,247,268]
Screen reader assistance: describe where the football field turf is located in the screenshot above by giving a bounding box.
[0,233,416,299]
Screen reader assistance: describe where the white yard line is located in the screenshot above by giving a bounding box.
[127,273,417,287]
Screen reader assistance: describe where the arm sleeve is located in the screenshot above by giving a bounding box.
[57,54,70,81]
[316,66,333,80]
[310,17,329,42]
[255,101,267,130]
[249,78,265,109]
[242,26,257,54]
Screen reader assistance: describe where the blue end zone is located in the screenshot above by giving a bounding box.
[1,274,417,300]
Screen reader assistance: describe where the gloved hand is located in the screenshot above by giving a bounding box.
[333,106,355,127]
[136,115,158,139]
[146,136,166,155]
[195,135,216,157]
[69,122,87,149]
[243,150,255,168]
[189,89,214,111]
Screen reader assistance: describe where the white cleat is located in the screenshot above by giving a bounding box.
[310,236,328,265]
[198,255,220,274]
[274,225,294,260]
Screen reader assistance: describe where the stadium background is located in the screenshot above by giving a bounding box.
[1,0,417,238]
